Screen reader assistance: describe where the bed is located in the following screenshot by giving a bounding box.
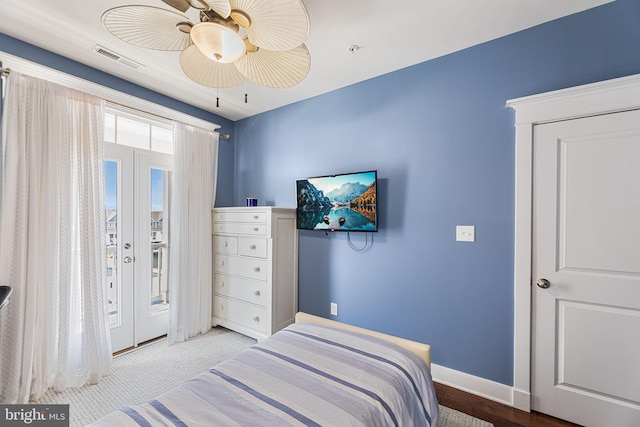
[90,312,439,426]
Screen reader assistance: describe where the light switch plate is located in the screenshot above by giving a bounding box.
[456,225,475,242]
[330,303,338,316]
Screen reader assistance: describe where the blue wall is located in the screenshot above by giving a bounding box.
[232,0,640,386]
[0,33,237,207]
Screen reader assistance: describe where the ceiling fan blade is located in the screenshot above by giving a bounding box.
[103,6,192,51]
[228,0,309,51]
[234,43,310,88]
[180,45,246,88]
[206,0,232,18]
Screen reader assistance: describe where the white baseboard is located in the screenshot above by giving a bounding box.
[431,364,518,408]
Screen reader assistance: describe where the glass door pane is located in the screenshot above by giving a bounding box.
[105,160,119,326]
[150,167,169,314]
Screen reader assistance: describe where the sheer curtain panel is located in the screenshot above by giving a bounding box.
[168,123,219,344]
[0,72,112,403]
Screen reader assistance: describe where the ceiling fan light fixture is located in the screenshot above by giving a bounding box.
[190,21,245,63]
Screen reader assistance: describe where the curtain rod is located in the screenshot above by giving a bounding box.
[0,66,231,140]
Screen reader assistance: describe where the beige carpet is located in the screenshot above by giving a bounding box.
[34,327,492,426]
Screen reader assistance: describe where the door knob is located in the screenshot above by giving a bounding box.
[124,243,131,249]
[536,278,551,289]
[123,256,133,264]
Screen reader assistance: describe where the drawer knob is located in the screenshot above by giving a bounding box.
[254,267,261,272]
[220,261,225,266]
[250,245,256,250]
[253,316,260,322]
[219,304,224,310]
[253,215,259,219]
[219,281,225,288]
[254,290,261,297]
[225,241,229,247]
[254,227,259,232]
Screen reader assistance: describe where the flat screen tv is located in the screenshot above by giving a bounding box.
[296,170,378,232]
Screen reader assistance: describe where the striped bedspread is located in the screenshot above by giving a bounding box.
[90,322,439,426]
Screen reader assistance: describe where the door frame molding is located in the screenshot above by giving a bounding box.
[506,73,640,411]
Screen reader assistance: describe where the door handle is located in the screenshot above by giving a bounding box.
[536,278,551,289]
[124,256,133,264]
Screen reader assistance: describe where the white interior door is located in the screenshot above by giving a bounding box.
[105,144,173,352]
[532,109,640,426]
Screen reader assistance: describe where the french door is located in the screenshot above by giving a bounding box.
[105,143,173,353]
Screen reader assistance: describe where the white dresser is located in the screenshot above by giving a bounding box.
[211,207,298,341]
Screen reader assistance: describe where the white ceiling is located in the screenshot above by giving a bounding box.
[0,0,612,121]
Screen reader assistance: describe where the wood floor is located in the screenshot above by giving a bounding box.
[434,382,582,427]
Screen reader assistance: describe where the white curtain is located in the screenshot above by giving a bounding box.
[0,72,112,403]
[168,122,219,344]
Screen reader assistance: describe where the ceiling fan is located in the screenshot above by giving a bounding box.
[102,0,311,96]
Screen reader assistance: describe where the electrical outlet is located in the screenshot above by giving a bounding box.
[330,303,338,316]
[456,225,475,242]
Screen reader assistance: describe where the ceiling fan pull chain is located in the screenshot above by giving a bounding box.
[244,81,248,104]
[216,87,220,108]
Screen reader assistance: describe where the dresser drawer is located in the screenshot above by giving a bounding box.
[212,211,267,223]
[214,274,268,307]
[213,236,238,255]
[214,254,268,281]
[213,222,267,236]
[238,237,268,258]
[215,296,267,334]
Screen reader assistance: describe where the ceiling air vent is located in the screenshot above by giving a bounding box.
[93,45,143,70]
